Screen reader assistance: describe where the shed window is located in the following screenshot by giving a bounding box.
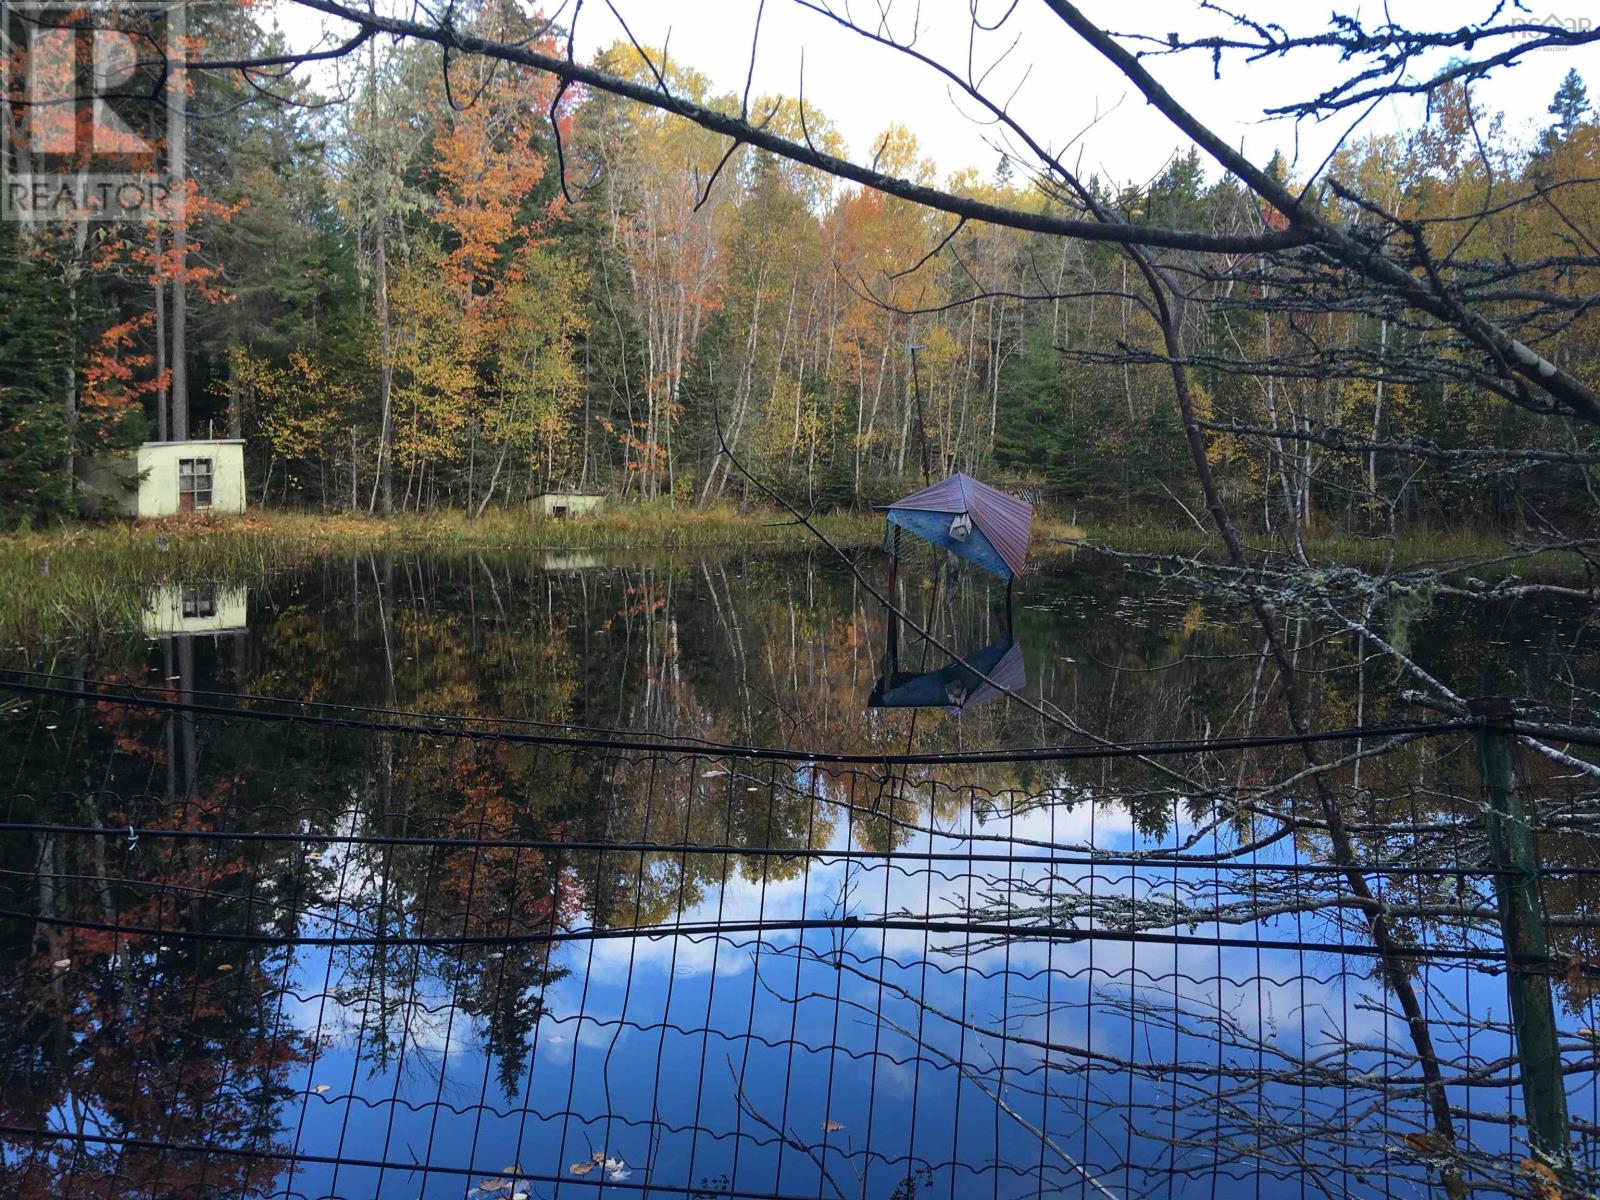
[181,586,216,619]
[178,458,213,510]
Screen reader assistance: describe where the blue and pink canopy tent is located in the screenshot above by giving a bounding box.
[870,473,1032,712]
[876,472,1033,581]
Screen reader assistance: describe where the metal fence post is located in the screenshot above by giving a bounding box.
[1470,697,1570,1167]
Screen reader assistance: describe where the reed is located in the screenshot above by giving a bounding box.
[1074,521,1588,578]
[0,507,1576,648]
[0,506,887,645]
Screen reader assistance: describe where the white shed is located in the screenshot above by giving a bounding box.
[136,440,246,518]
[532,491,605,519]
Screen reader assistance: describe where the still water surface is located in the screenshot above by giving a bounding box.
[3,549,1598,1197]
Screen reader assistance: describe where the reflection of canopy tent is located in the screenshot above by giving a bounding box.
[877,473,1032,580]
[869,638,1025,714]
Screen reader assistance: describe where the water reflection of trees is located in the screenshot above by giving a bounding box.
[0,695,310,1197]
[4,551,1600,1194]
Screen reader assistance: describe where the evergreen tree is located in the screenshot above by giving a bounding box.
[0,228,73,526]
[1547,68,1591,145]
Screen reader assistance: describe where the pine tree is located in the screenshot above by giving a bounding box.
[1544,68,1590,149]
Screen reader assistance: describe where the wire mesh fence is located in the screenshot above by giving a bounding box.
[3,674,1600,1198]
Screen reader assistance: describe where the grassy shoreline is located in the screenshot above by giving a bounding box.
[0,506,887,644]
[1079,522,1593,576]
[0,506,1585,646]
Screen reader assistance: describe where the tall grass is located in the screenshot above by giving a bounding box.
[0,506,1578,648]
[1075,520,1590,578]
[0,506,889,646]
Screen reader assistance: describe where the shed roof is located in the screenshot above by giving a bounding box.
[138,439,246,448]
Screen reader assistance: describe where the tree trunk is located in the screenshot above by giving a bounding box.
[1370,316,1388,498]
[154,225,168,441]
[227,344,242,438]
[63,215,87,500]
[475,442,508,518]
[366,37,394,515]
[169,5,188,443]
[371,217,394,513]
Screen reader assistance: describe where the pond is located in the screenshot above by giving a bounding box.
[3,548,1599,1198]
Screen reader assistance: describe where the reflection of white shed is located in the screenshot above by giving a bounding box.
[540,551,603,571]
[142,584,248,636]
[532,491,604,519]
[136,440,246,518]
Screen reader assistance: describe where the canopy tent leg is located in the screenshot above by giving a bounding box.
[886,525,901,666]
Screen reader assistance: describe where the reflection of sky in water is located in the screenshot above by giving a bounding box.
[270,793,1535,1199]
[9,553,1599,1198]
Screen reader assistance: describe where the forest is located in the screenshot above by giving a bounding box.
[4,0,1597,536]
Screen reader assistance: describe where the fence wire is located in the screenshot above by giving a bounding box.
[3,679,1600,1199]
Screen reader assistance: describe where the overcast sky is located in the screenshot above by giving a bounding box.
[283,1,1600,187]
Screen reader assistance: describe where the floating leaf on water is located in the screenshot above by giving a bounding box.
[590,1152,606,1164]
[821,1120,844,1132]
[568,1161,596,1177]
[313,1084,330,1095]
[216,963,234,973]
[52,959,70,969]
